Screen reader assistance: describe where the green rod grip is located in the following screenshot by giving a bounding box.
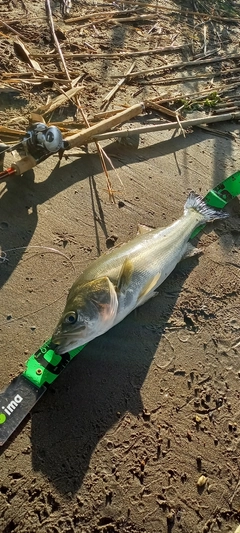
[23,339,86,387]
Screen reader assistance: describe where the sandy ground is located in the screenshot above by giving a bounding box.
[0,1,240,532]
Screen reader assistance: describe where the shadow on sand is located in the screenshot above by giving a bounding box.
[0,126,236,493]
[30,255,199,494]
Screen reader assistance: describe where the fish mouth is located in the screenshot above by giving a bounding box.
[51,331,85,354]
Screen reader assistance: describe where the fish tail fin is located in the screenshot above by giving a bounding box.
[184,191,229,222]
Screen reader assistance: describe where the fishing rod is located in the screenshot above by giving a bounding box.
[0,170,239,447]
[0,103,144,179]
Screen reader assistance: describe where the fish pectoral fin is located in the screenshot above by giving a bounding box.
[181,242,202,260]
[117,258,134,291]
[137,223,155,235]
[137,272,161,306]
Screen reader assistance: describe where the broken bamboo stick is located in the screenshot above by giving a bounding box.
[66,102,144,148]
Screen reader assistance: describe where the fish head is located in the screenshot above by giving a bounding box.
[52,276,118,354]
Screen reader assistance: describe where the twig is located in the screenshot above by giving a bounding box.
[145,100,184,120]
[64,9,134,23]
[64,9,126,24]
[107,14,157,23]
[215,100,240,108]
[93,108,127,120]
[203,23,207,56]
[149,88,225,105]
[92,111,240,141]
[2,77,74,85]
[176,113,186,138]
[45,0,71,80]
[31,44,188,60]
[101,61,136,109]
[0,18,31,41]
[112,53,240,79]
[112,0,240,23]
[66,12,156,24]
[213,106,240,115]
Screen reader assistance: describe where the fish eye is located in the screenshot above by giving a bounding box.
[64,311,78,324]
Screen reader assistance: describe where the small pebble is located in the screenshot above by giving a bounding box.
[195,415,202,424]
[197,475,207,487]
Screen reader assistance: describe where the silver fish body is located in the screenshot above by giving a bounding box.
[52,193,228,354]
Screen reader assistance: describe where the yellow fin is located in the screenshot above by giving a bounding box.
[137,223,154,235]
[117,258,134,291]
[137,272,161,305]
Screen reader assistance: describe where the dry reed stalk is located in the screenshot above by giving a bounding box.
[31,44,188,60]
[0,18,31,41]
[46,0,71,80]
[45,0,120,202]
[37,87,83,114]
[145,101,184,120]
[65,10,123,23]
[101,61,136,109]
[113,53,240,79]
[92,111,240,141]
[112,0,240,22]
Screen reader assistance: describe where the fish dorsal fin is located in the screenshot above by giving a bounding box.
[137,223,155,235]
[117,258,134,291]
[137,272,161,305]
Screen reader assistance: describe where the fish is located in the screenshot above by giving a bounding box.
[52,192,228,354]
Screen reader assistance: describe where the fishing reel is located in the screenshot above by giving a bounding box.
[21,122,65,159]
[0,123,65,166]
[0,122,68,178]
